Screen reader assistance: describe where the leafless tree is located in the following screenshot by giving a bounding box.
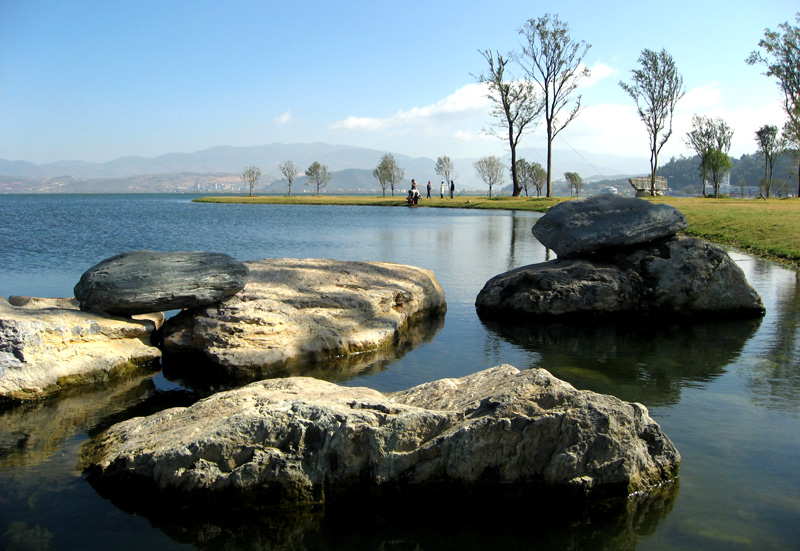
[241,165,261,197]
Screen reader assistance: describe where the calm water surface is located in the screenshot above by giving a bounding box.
[0,194,798,550]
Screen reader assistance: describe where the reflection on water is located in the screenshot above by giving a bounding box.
[482,317,762,406]
[742,269,800,411]
[117,479,680,551]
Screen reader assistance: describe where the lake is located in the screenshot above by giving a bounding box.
[0,194,798,550]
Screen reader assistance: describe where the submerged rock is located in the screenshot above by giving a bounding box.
[82,365,680,512]
[74,250,249,315]
[161,258,447,378]
[531,195,688,258]
[0,297,163,404]
[476,235,765,320]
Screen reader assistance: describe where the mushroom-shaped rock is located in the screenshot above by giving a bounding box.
[532,195,688,258]
[74,250,249,315]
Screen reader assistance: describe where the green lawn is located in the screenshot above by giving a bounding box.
[194,195,800,268]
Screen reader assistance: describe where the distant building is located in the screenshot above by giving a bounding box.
[628,176,667,196]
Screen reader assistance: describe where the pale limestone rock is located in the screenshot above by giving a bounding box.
[161,258,447,377]
[0,297,163,403]
[82,365,679,512]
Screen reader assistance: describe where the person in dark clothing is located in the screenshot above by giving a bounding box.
[450,180,455,198]
[426,181,432,198]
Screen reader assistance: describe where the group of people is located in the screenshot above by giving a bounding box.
[407,179,455,205]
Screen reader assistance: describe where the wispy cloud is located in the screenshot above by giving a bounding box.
[274,110,293,125]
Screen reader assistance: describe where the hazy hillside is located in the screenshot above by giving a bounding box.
[0,141,651,193]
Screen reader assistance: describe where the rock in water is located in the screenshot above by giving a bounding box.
[81,365,680,512]
[0,297,162,404]
[74,250,249,315]
[161,258,447,377]
[532,195,688,258]
[476,235,765,320]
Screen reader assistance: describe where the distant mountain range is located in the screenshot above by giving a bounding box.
[0,142,649,193]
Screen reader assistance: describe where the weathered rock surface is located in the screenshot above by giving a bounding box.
[476,235,765,320]
[74,250,249,315]
[82,365,680,512]
[0,296,163,404]
[161,258,447,377]
[532,195,688,258]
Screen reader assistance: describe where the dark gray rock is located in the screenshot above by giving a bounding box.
[74,251,249,315]
[532,195,688,258]
[476,235,765,320]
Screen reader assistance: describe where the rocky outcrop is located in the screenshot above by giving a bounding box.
[477,197,764,321]
[0,297,163,404]
[161,258,447,378]
[531,194,688,258]
[74,250,249,315]
[82,364,680,513]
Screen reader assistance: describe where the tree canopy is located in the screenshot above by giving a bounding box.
[372,154,405,197]
[473,156,505,198]
[305,162,331,195]
[476,49,542,197]
[620,48,685,196]
[241,165,261,197]
[517,13,590,198]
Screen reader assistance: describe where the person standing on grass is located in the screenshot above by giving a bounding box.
[450,180,455,198]
[426,181,432,198]
[440,181,445,199]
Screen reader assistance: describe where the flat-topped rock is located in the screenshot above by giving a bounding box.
[0,297,163,404]
[161,258,446,377]
[532,195,688,258]
[81,365,680,513]
[476,235,765,320]
[74,250,249,315]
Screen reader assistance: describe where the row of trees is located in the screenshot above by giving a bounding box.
[371,154,457,197]
[241,160,331,197]
[476,12,799,200]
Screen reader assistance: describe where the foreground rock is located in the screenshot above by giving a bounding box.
[0,297,163,404]
[82,365,680,513]
[74,250,249,315]
[531,195,688,259]
[162,258,446,378]
[477,235,765,320]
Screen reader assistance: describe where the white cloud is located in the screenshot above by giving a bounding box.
[579,61,617,89]
[331,83,491,133]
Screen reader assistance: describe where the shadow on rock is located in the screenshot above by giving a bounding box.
[160,310,445,396]
[482,316,762,406]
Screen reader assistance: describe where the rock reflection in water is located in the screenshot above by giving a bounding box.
[482,316,762,406]
[0,373,159,469]
[145,481,679,551]
[161,311,445,396]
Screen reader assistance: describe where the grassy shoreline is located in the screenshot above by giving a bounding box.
[194,195,800,269]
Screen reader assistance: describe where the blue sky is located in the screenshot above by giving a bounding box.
[1,0,797,167]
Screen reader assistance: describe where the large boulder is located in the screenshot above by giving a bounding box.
[161,258,447,378]
[532,195,688,258]
[81,365,680,513]
[74,250,249,315]
[0,297,163,404]
[476,235,765,320]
